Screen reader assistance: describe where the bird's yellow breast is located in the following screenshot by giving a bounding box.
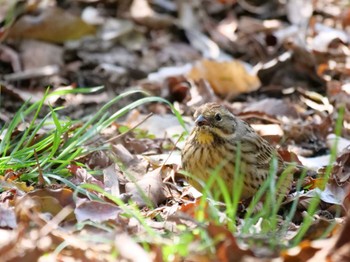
[196,131,214,144]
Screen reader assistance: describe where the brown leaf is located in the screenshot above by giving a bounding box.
[68,164,104,188]
[112,144,149,183]
[301,219,337,241]
[281,240,322,262]
[178,198,206,218]
[188,59,260,98]
[329,215,350,260]
[26,188,75,208]
[75,200,122,223]
[331,147,350,184]
[7,7,96,43]
[86,151,112,170]
[165,75,190,103]
[16,188,76,222]
[207,223,254,262]
[125,167,167,208]
[278,149,303,165]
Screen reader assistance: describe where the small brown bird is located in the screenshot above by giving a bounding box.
[181,103,292,199]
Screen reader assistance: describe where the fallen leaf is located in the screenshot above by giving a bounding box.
[7,7,96,43]
[281,240,322,262]
[130,0,173,29]
[103,164,120,197]
[86,150,112,170]
[19,39,63,70]
[16,188,76,222]
[207,223,254,261]
[251,124,284,144]
[243,98,299,119]
[0,202,17,229]
[328,215,350,260]
[68,164,104,188]
[187,79,220,107]
[301,218,337,241]
[112,144,149,183]
[75,200,122,223]
[330,147,350,184]
[188,59,260,98]
[125,167,167,208]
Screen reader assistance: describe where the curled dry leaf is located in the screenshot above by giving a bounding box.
[330,147,350,184]
[15,188,76,222]
[112,144,149,183]
[68,164,104,188]
[75,200,122,224]
[301,218,339,241]
[187,79,220,107]
[86,150,112,170]
[0,44,21,72]
[278,149,302,164]
[165,75,190,103]
[125,167,167,208]
[188,59,260,98]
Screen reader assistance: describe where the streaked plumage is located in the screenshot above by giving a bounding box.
[181,103,292,199]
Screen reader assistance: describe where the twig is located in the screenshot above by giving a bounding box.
[105,113,154,143]
[83,112,154,147]
[34,149,45,187]
[161,133,184,199]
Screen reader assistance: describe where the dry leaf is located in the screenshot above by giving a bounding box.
[7,7,96,43]
[281,240,322,261]
[125,167,166,208]
[103,164,120,197]
[68,164,104,188]
[16,188,76,222]
[75,200,122,223]
[188,59,260,98]
[0,203,17,229]
[207,223,254,261]
[243,98,299,118]
[130,0,173,29]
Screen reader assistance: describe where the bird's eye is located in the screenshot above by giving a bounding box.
[215,113,222,121]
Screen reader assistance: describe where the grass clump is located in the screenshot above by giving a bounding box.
[0,87,185,182]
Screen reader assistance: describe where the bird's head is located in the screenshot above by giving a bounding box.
[192,103,237,144]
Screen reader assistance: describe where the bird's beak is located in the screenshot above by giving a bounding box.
[195,115,209,127]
